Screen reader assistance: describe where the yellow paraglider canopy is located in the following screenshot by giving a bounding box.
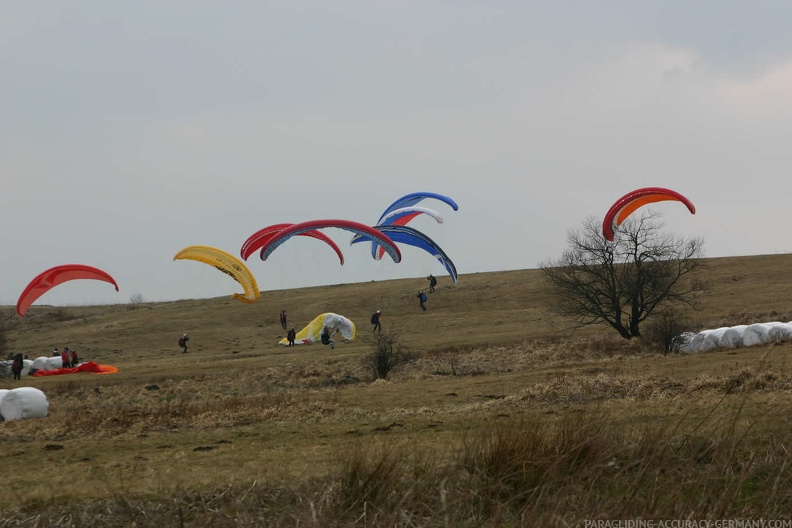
[173,245,260,303]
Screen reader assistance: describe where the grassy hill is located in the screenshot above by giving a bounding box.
[2,254,792,526]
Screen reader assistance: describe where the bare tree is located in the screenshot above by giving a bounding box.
[540,213,706,339]
[129,293,145,304]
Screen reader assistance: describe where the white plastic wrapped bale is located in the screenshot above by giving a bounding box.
[31,356,50,371]
[742,323,779,347]
[31,356,66,371]
[677,321,792,353]
[46,357,65,370]
[702,327,730,352]
[21,359,33,377]
[768,322,792,341]
[0,359,34,377]
[722,325,748,348]
[0,387,49,421]
[678,331,706,353]
[0,389,8,421]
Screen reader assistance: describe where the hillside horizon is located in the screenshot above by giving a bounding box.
[5,252,792,365]
[5,251,791,308]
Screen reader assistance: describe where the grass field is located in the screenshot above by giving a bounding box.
[2,254,792,526]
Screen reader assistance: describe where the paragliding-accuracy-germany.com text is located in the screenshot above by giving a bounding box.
[581,519,792,528]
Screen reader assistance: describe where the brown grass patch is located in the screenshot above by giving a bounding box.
[3,254,792,524]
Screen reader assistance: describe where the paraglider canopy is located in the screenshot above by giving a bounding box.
[351,224,458,284]
[366,193,458,262]
[602,187,696,241]
[378,206,445,228]
[240,223,345,265]
[173,245,260,303]
[376,192,459,225]
[259,219,402,263]
[278,313,356,346]
[16,264,119,316]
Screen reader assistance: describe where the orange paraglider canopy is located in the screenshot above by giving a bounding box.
[32,361,118,377]
[602,187,695,241]
[16,264,119,316]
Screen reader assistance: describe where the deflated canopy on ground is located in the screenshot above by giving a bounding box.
[351,225,459,284]
[602,187,696,241]
[260,219,402,263]
[16,264,119,316]
[32,361,119,376]
[279,312,356,346]
[240,223,345,264]
[173,245,260,303]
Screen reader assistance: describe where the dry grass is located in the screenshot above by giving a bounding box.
[2,254,792,525]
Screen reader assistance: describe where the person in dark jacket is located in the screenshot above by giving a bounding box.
[179,334,189,353]
[320,326,335,349]
[279,309,288,330]
[287,328,296,347]
[11,353,23,380]
[417,290,427,311]
[371,310,381,332]
[427,274,437,293]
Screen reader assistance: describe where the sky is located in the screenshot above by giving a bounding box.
[3,1,792,307]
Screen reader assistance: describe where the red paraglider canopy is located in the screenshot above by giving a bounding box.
[602,187,696,241]
[259,219,402,263]
[16,264,119,316]
[241,223,345,264]
[32,361,119,376]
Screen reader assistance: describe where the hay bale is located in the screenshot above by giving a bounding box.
[0,387,49,421]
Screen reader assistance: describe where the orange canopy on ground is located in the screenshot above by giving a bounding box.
[32,361,118,377]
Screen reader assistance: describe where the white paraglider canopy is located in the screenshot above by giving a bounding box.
[279,312,356,346]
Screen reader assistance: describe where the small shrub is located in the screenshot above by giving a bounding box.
[128,293,145,305]
[363,331,413,380]
[643,309,696,355]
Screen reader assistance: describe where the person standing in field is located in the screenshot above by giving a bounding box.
[287,328,296,347]
[371,310,381,332]
[11,353,23,380]
[427,274,437,293]
[61,347,71,368]
[179,333,189,353]
[279,309,288,330]
[417,290,427,311]
[70,348,80,367]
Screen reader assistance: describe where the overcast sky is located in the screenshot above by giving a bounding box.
[3,1,792,307]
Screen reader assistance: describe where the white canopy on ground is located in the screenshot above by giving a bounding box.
[0,387,49,421]
[676,321,792,353]
[279,312,356,346]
